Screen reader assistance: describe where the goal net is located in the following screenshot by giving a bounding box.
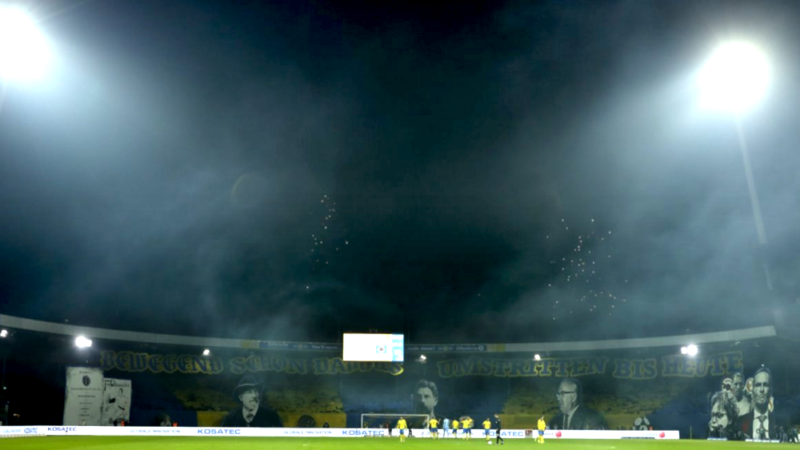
[361,413,430,430]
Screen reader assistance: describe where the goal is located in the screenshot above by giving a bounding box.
[360,413,430,430]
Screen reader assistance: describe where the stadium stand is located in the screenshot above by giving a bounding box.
[1,314,797,439]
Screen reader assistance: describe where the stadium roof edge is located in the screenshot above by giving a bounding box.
[0,314,777,353]
[502,326,777,352]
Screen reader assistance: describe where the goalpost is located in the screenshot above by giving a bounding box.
[360,413,430,430]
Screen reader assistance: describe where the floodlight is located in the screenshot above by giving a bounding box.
[0,329,7,338]
[698,41,769,113]
[203,349,210,356]
[680,346,688,355]
[420,355,427,361]
[534,354,541,361]
[0,6,51,81]
[684,344,698,356]
[75,335,92,348]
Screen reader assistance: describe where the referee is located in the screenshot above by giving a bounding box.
[494,413,505,445]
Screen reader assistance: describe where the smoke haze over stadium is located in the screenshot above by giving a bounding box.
[1,0,799,344]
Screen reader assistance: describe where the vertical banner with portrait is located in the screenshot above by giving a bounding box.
[708,367,776,441]
[101,378,132,426]
[63,367,105,425]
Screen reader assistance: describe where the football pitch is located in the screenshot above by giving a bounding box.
[3,437,789,450]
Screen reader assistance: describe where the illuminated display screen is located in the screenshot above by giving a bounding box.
[342,333,404,362]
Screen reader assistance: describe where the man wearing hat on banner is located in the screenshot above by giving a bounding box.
[221,376,283,427]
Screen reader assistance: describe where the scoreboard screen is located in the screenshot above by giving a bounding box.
[342,333,404,362]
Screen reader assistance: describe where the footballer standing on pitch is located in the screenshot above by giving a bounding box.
[494,413,505,445]
[397,417,408,442]
[537,415,546,444]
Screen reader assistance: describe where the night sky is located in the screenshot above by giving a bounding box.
[1,0,799,344]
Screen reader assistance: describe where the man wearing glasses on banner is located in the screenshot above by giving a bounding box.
[548,378,607,430]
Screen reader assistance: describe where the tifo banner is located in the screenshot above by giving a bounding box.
[10,336,785,440]
[98,350,742,379]
[705,367,791,441]
[62,367,105,426]
[99,351,405,376]
[9,426,679,439]
[101,379,132,426]
[437,352,743,379]
[87,347,769,435]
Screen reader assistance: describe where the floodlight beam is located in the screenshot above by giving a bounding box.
[697,42,773,292]
[0,6,51,81]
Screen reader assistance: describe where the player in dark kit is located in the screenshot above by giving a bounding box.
[495,414,505,445]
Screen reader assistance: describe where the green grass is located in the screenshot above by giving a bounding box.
[4,437,793,450]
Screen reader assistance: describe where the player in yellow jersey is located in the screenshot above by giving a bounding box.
[537,415,546,444]
[464,417,472,440]
[483,418,492,442]
[452,419,459,439]
[429,417,439,439]
[397,417,407,442]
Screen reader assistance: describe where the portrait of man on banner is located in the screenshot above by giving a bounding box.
[737,367,774,440]
[103,386,130,426]
[414,380,439,417]
[730,372,752,417]
[220,376,283,428]
[410,379,444,428]
[548,378,607,430]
